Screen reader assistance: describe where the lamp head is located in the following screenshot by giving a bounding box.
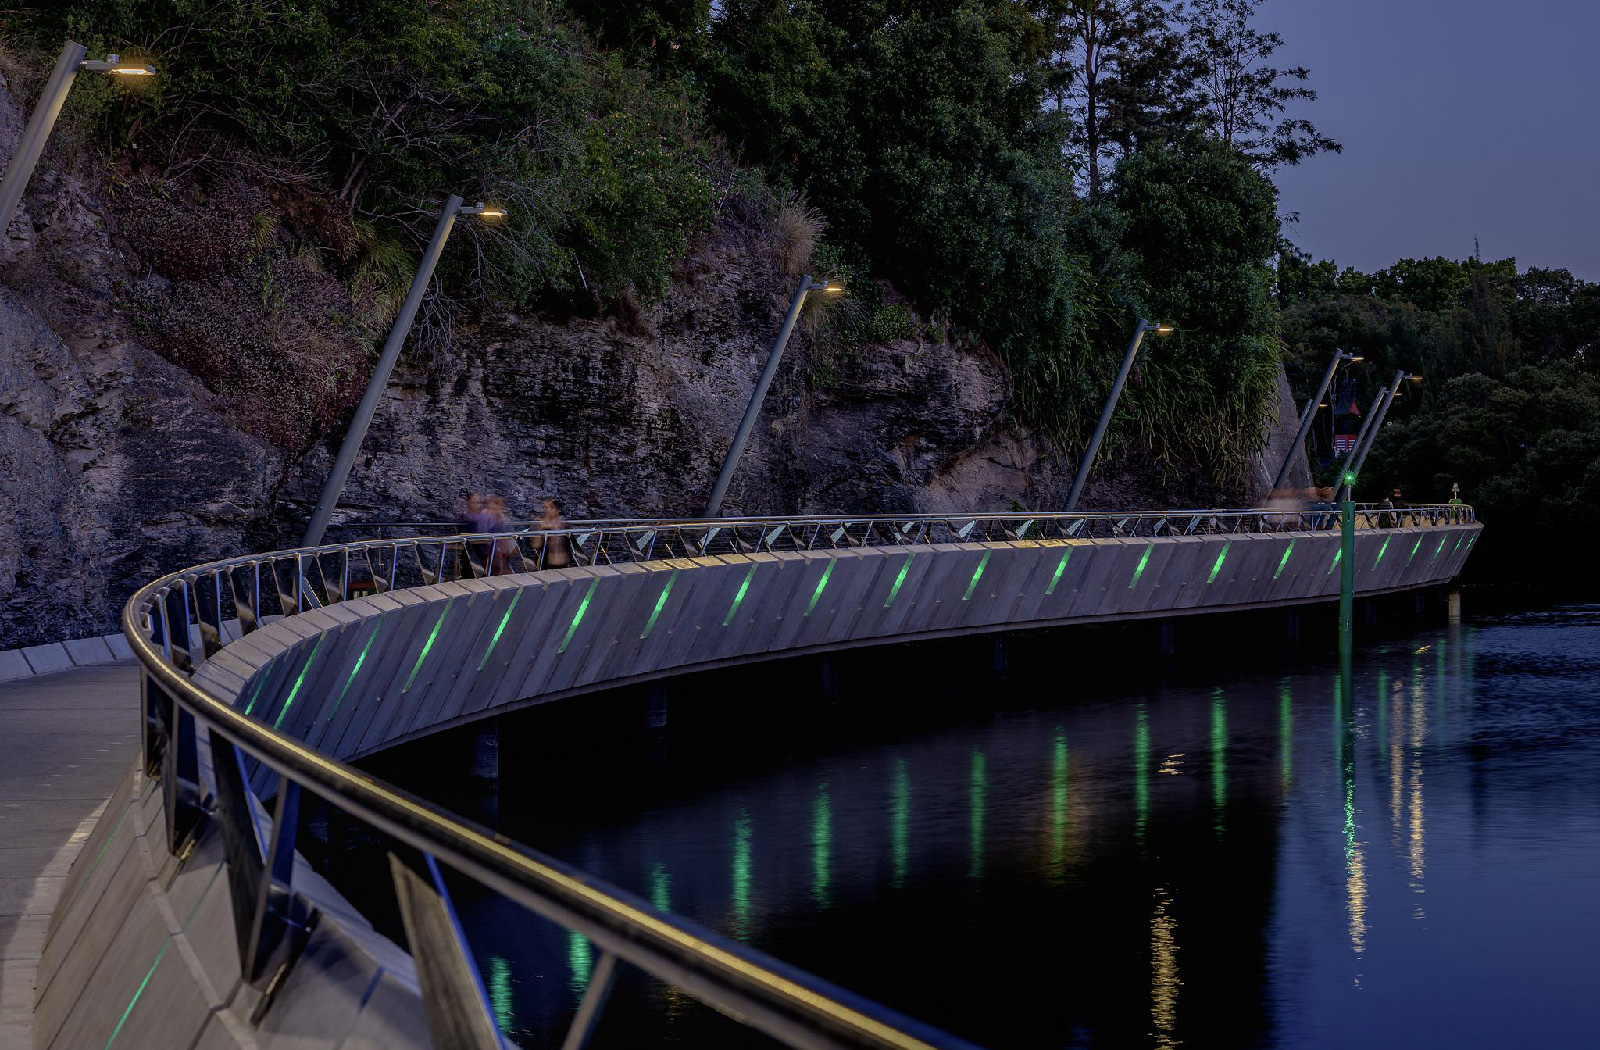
[1342,352,1364,362]
[459,201,507,220]
[1150,322,1175,336]
[82,54,156,76]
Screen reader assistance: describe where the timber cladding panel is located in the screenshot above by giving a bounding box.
[203,525,1481,764]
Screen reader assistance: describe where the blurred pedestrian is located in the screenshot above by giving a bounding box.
[534,498,572,569]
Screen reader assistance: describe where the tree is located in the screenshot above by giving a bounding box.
[1182,0,1340,167]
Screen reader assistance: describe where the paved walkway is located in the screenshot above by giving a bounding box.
[0,664,139,1049]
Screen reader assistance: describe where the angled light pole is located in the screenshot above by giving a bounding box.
[1064,318,1174,512]
[0,43,155,238]
[704,273,842,518]
[301,197,505,546]
[1270,348,1361,492]
[1346,371,1420,488]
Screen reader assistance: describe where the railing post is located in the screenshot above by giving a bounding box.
[389,851,506,1050]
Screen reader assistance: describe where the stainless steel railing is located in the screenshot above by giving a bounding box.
[125,505,1472,1049]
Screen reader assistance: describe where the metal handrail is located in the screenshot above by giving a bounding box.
[123,505,1474,1049]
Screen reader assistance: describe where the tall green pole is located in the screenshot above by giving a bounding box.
[1339,500,1355,704]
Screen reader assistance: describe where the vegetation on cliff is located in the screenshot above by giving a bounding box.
[9,0,1329,487]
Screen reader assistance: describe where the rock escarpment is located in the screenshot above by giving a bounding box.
[0,72,1304,649]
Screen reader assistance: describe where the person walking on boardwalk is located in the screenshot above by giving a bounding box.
[534,498,572,568]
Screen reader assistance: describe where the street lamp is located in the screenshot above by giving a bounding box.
[1270,348,1361,492]
[301,195,508,546]
[703,274,843,517]
[1337,370,1419,501]
[0,42,158,238]
[1064,318,1174,512]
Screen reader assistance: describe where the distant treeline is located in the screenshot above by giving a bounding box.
[1277,250,1600,589]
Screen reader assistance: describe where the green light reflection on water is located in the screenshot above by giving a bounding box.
[812,785,831,909]
[1279,680,1292,790]
[1134,706,1150,844]
[488,956,514,1034]
[969,748,987,879]
[1051,730,1068,874]
[732,809,752,939]
[890,758,910,889]
[1211,688,1226,832]
[650,862,671,914]
[567,929,591,999]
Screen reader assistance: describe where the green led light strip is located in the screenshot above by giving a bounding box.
[804,560,836,616]
[1373,536,1390,569]
[1045,548,1072,595]
[273,634,327,729]
[1434,534,1449,558]
[403,599,455,692]
[1407,536,1423,565]
[641,571,678,637]
[1129,545,1152,588]
[1327,548,1342,575]
[330,617,384,722]
[961,550,992,601]
[1274,540,1295,580]
[477,589,522,669]
[104,940,170,1048]
[884,554,915,608]
[723,565,757,626]
[242,673,266,716]
[557,579,599,653]
[1207,541,1232,585]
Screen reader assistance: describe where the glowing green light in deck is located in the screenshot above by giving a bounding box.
[478,589,522,669]
[557,579,599,654]
[969,748,987,879]
[650,863,671,913]
[1134,706,1150,843]
[1051,730,1068,874]
[1327,548,1343,575]
[1407,536,1423,565]
[812,784,831,909]
[884,554,915,608]
[273,634,326,729]
[242,674,266,716]
[567,930,591,998]
[732,809,752,939]
[1434,535,1449,558]
[1274,540,1296,580]
[1129,546,1152,588]
[1207,541,1232,585]
[962,550,992,601]
[489,956,514,1033]
[641,570,677,637]
[1045,548,1072,595]
[890,758,910,889]
[1211,688,1227,830]
[1466,534,1476,551]
[404,599,455,692]
[723,565,756,626]
[804,561,836,616]
[1373,536,1390,569]
[331,618,384,721]
[1453,535,1464,554]
[104,940,170,1048]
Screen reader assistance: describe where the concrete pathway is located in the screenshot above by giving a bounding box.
[0,664,140,1049]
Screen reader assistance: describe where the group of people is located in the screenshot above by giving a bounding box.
[459,493,573,572]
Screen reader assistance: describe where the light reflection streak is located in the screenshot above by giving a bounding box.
[1409,685,1427,916]
[1339,693,1367,971]
[733,809,752,938]
[1051,731,1068,876]
[1278,679,1292,791]
[489,955,514,1034]
[1151,888,1181,1048]
[1135,706,1150,844]
[650,862,671,914]
[567,929,591,999]
[1210,688,1226,834]
[891,758,910,889]
[969,748,987,879]
[813,785,831,909]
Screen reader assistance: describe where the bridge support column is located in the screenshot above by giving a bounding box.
[1160,619,1176,657]
[647,684,669,730]
[821,655,839,702]
[1448,589,1462,623]
[992,635,1009,674]
[1285,610,1300,645]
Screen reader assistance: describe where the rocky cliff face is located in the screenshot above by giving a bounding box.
[0,72,1304,649]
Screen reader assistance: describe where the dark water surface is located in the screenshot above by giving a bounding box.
[443,606,1600,1048]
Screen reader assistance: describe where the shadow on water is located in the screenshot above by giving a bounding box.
[334,596,1600,1049]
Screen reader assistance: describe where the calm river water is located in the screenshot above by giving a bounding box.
[438,604,1600,1049]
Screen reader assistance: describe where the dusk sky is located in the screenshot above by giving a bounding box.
[1268,0,1600,278]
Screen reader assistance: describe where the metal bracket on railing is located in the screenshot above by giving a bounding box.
[389,851,507,1050]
